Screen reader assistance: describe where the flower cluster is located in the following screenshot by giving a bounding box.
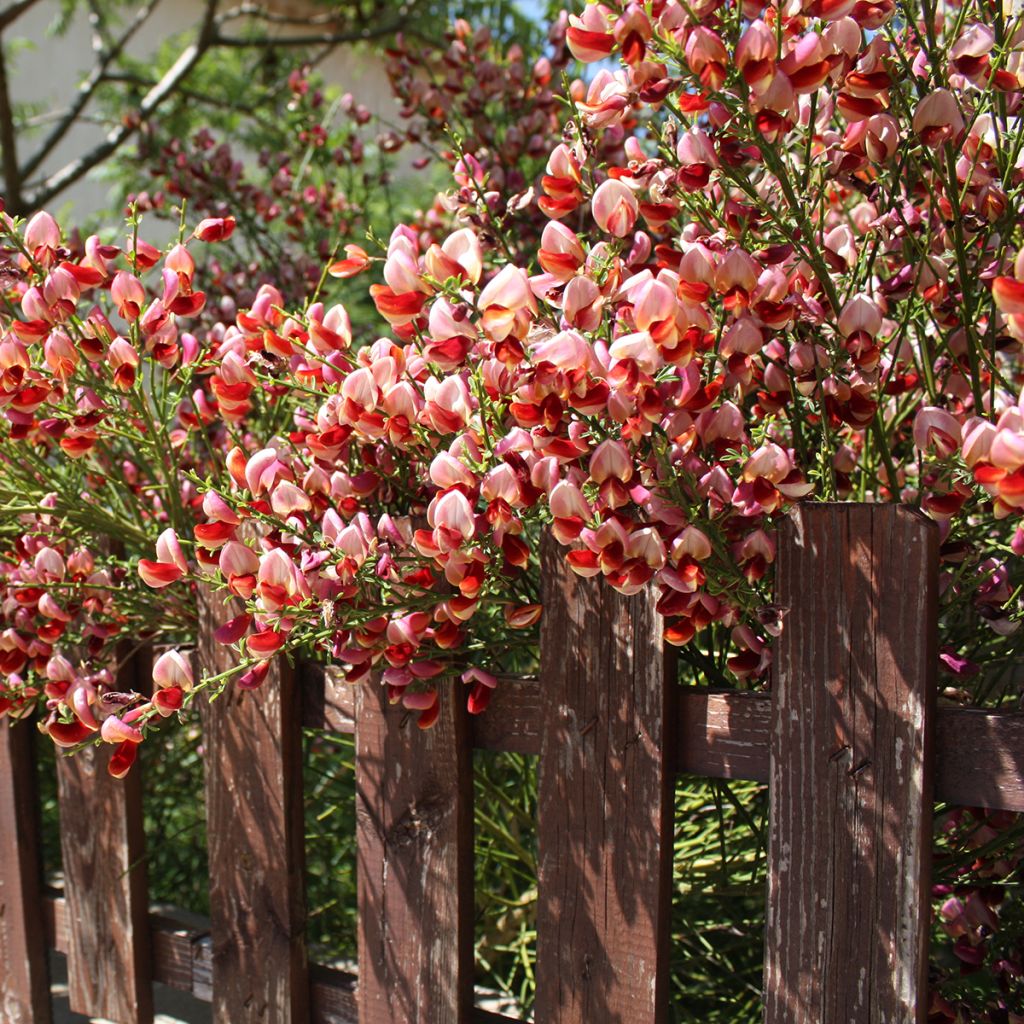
[0,0,1021,826]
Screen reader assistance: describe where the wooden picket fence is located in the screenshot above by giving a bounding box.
[3,503,1024,1024]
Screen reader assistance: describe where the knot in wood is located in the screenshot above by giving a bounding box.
[385,793,447,849]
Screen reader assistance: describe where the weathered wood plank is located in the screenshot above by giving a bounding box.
[56,647,153,1023]
[675,689,770,782]
[935,707,1024,810]
[355,680,474,1024]
[147,909,210,994]
[0,718,52,1024]
[310,965,358,1024]
[302,662,355,734]
[198,584,309,1023]
[765,503,937,1024]
[534,535,675,1023]
[298,662,1024,812]
[469,675,542,754]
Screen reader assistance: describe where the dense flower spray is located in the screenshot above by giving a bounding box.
[1,0,1024,1009]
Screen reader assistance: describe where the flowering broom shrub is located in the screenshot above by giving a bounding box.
[2,0,1024,1014]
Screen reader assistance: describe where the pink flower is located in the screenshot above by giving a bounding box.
[156,529,188,573]
[591,179,639,237]
[257,549,308,612]
[248,631,285,658]
[271,480,313,517]
[24,211,60,255]
[838,295,883,337]
[566,5,615,62]
[426,228,483,285]
[912,89,964,145]
[913,407,962,459]
[590,440,633,483]
[245,448,287,495]
[219,541,259,579]
[153,650,194,690]
[138,560,184,589]
[430,452,477,490]
[101,715,144,745]
[430,489,476,541]
[672,526,713,562]
[743,443,793,484]
[202,491,241,525]
[538,221,585,280]
[111,271,145,321]
[213,614,253,646]
[193,216,236,242]
[993,277,1024,315]
[576,70,631,128]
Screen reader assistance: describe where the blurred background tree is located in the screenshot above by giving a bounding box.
[0,0,544,218]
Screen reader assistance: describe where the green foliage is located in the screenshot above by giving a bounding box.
[304,728,358,961]
[671,779,766,1023]
[139,721,210,916]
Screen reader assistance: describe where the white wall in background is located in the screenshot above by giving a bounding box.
[7,0,397,221]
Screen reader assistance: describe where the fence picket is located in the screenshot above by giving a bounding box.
[355,678,474,1024]
[0,717,52,1024]
[534,535,675,1023]
[765,504,937,1023]
[198,585,309,1023]
[56,645,153,1023]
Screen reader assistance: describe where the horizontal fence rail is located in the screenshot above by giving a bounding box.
[2,505,1023,1023]
[304,664,1024,813]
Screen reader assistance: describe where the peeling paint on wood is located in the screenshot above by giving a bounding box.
[765,504,937,1024]
[534,533,675,1023]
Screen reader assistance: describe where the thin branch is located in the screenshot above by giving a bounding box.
[102,70,282,130]
[211,23,406,48]
[214,3,356,27]
[20,0,162,182]
[21,0,218,212]
[85,0,110,56]
[0,0,41,32]
[0,40,21,209]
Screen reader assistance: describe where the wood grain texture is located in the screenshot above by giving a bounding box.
[675,689,771,782]
[935,708,1024,810]
[47,893,520,1024]
[0,718,52,1024]
[302,662,356,734]
[355,679,473,1024]
[534,535,675,1024]
[298,668,1024,812]
[765,504,937,1024]
[198,584,309,1023]
[469,676,542,754]
[56,646,153,1024]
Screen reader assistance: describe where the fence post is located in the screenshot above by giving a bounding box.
[355,678,474,1024]
[198,585,309,1023]
[56,645,154,1023]
[765,503,937,1023]
[0,717,52,1024]
[534,534,675,1023]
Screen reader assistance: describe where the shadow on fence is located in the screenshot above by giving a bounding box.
[2,504,1024,1024]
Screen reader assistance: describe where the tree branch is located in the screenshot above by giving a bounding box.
[211,22,406,48]
[17,0,418,212]
[21,0,218,212]
[0,40,21,209]
[0,0,41,33]
[20,0,162,183]
[215,3,356,27]
[102,70,283,130]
